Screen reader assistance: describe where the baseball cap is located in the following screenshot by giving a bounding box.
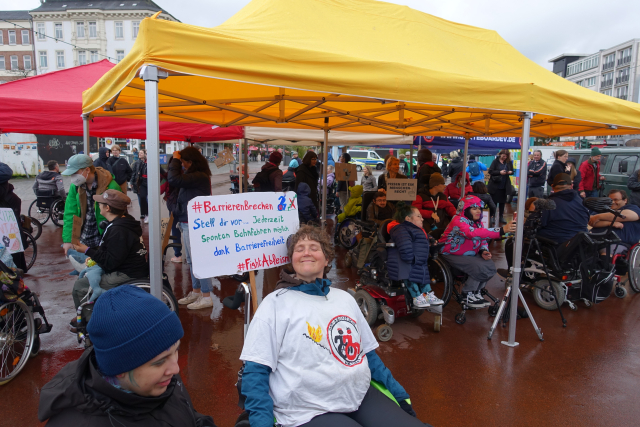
[552,173,572,187]
[93,189,131,210]
[61,154,93,176]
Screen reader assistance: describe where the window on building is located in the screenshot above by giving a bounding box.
[54,23,63,39]
[0,56,4,70]
[602,89,612,96]
[586,77,596,86]
[24,55,31,70]
[616,85,628,100]
[76,21,85,38]
[10,55,18,70]
[56,51,65,68]
[78,50,86,65]
[90,50,98,63]
[116,50,125,62]
[133,21,140,38]
[619,47,632,63]
[89,21,97,38]
[603,53,615,70]
[0,31,3,45]
[576,80,584,86]
[115,22,124,39]
[8,30,16,45]
[39,51,48,68]
[21,30,29,45]
[37,22,45,40]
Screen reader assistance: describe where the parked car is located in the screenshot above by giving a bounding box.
[571,147,639,196]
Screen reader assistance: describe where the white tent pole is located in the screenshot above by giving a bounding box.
[244,138,249,191]
[237,139,243,193]
[141,65,163,300]
[503,112,533,347]
[82,114,90,154]
[460,134,470,199]
[321,123,329,223]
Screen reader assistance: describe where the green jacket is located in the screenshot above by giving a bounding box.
[62,167,122,243]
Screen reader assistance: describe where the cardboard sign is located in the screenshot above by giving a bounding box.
[214,148,235,168]
[386,178,417,201]
[336,163,357,181]
[0,208,24,253]
[187,192,300,278]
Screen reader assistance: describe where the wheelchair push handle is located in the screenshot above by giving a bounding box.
[223,283,247,310]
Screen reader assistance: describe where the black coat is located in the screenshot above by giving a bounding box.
[527,159,547,188]
[131,160,147,193]
[93,147,113,174]
[487,158,514,195]
[547,159,568,187]
[295,164,319,210]
[448,158,464,179]
[85,214,148,278]
[628,170,640,207]
[107,155,133,186]
[38,348,216,427]
[416,162,442,191]
[167,158,212,222]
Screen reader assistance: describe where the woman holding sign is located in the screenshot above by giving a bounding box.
[240,225,426,427]
[167,147,214,310]
[377,156,407,193]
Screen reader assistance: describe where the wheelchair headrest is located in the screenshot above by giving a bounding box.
[583,197,612,214]
[378,219,393,244]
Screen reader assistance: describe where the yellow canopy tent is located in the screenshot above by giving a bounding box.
[82,0,640,345]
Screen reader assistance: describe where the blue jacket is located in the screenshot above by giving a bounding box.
[297,182,318,222]
[466,160,487,182]
[0,163,13,183]
[241,278,409,427]
[387,221,431,284]
[538,189,589,244]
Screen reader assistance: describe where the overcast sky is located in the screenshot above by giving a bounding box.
[1,0,638,69]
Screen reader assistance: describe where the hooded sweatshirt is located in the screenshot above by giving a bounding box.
[240,269,409,427]
[256,161,283,192]
[86,214,148,278]
[93,147,113,174]
[538,189,589,243]
[444,172,473,202]
[439,195,503,255]
[38,348,216,426]
[337,185,363,222]
[33,170,66,199]
[297,182,318,222]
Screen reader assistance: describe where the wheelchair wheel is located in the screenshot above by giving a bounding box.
[532,279,565,311]
[27,217,42,241]
[354,290,378,326]
[338,219,360,249]
[21,231,37,272]
[614,285,627,299]
[28,200,50,225]
[376,324,393,342]
[129,282,179,312]
[628,246,640,293]
[428,257,453,307]
[0,299,36,385]
[51,199,65,227]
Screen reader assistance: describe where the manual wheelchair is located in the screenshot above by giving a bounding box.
[28,190,64,227]
[612,242,640,296]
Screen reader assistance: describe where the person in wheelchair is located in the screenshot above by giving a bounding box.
[589,189,640,254]
[33,160,66,200]
[68,190,148,324]
[387,202,444,308]
[39,286,216,426]
[412,173,456,239]
[439,195,515,307]
[536,173,589,245]
[240,225,426,427]
[366,191,395,226]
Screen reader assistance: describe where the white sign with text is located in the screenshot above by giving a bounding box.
[187,192,299,278]
[386,178,418,201]
[0,208,24,253]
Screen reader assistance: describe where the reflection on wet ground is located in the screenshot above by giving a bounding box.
[3,201,640,427]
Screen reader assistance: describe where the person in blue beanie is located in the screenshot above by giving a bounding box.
[38,286,216,427]
[239,225,427,427]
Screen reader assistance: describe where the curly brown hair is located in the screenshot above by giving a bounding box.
[286,225,335,268]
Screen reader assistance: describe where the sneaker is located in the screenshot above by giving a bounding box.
[413,295,430,308]
[475,292,490,306]
[424,291,444,306]
[144,216,149,224]
[170,256,182,263]
[187,296,214,310]
[466,292,485,308]
[178,291,200,305]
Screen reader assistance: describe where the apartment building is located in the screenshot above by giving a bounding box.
[0,10,36,83]
[29,0,177,75]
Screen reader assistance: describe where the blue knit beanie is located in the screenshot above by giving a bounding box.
[87,285,184,376]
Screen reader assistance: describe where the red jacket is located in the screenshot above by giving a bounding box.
[412,191,457,219]
[578,159,601,192]
[444,172,473,201]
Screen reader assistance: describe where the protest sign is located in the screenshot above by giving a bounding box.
[0,208,24,253]
[214,148,235,168]
[336,163,358,181]
[386,178,417,201]
[187,192,299,278]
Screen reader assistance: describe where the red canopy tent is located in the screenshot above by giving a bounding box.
[0,60,243,142]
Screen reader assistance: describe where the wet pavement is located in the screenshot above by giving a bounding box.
[2,171,640,427]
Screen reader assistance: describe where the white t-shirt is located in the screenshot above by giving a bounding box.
[240,287,379,427]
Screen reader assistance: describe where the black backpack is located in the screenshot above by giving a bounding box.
[580,257,614,304]
[469,161,480,176]
[252,170,275,192]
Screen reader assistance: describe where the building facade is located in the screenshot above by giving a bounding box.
[29,0,176,75]
[0,10,36,83]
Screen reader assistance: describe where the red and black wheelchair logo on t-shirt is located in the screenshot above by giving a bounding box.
[327,315,364,367]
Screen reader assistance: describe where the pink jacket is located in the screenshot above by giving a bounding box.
[439,195,502,256]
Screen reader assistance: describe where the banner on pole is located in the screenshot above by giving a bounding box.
[187,192,299,278]
[386,179,417,201]
[0,208,24,253]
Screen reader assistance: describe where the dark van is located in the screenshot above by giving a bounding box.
[571,148,640,195]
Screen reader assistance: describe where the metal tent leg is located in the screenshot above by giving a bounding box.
[82,114,90,155]
[460,135,469,199]
[321,124,329,223]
